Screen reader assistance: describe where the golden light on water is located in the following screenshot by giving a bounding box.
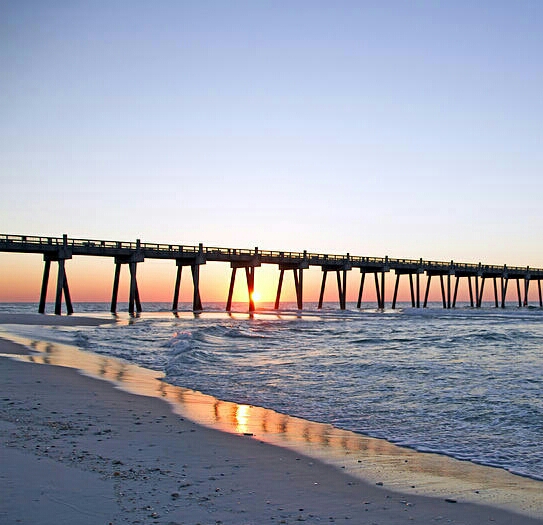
[235,404,251,434]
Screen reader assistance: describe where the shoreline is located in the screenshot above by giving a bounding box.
[1,315,543,524]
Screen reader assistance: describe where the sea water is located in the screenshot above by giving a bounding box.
[1,301,542,482]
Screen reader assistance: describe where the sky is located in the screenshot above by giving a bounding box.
[1,1,542,304]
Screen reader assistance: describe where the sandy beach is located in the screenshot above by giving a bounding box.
[1,315,542,525]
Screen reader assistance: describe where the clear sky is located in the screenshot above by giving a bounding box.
[1,1,542,304]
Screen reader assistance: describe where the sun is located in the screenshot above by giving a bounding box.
[251,290,261,302]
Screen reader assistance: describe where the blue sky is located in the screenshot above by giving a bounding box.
[2,1,542,268]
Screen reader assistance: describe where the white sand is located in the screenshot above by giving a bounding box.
[1,316,542,524]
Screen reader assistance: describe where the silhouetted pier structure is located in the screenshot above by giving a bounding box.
[1,234,542,315]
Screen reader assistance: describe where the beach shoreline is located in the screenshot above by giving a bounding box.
[1,314,543,524]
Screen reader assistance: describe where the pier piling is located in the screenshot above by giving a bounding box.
[275,264,305,310]
[38,234,73,314]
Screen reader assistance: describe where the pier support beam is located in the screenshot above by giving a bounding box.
[171,253,205,312]
[356,273,365,308]
[392,270,422,309]
[38,235,73,315]
[226,266,256,312]
[38,259,51,314]
[468,276,474,307]
[111,263,122,314]
[357,268,387,309]
[226,267,237,312]
[110,242,145,315]
[275,265,305,310]
[452,274,492,308]
[501,277,508,308]
[128,262,142,315]
[318,265,350,310]
[373,272,386,309]
[424,270,453,308]
[452,276,460,308]
[246,266,256,312]
[477,277,486,308]
[111,260,143,315]
[226,254,261,312]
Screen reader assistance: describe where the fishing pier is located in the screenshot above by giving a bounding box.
[1,234,542,314]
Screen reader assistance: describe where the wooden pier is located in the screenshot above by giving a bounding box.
[1,234,542,314]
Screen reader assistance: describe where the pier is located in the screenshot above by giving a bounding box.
[1,233,542,314]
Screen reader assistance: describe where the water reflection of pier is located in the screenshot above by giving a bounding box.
[1,233,542,314]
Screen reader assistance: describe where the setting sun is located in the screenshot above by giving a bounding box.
[251,290,261,302]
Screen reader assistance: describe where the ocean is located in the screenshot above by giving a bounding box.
[1,301,542,482]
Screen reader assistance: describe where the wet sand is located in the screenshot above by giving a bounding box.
[1,314,542,524]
